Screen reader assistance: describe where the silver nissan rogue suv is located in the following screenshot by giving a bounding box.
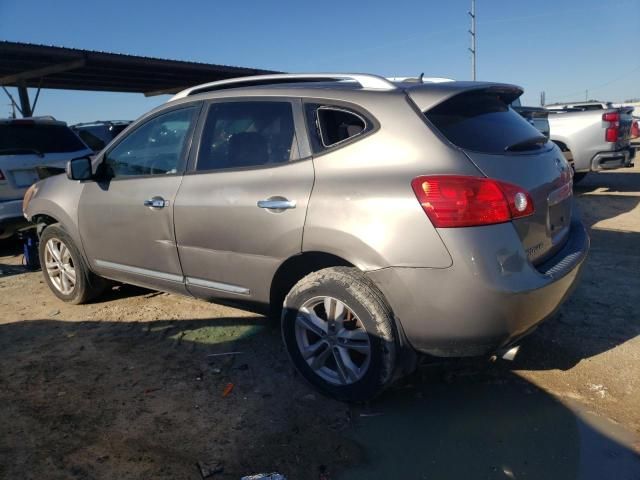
[23,74,589,401]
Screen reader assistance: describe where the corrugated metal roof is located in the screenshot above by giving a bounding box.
[0,40,280,96]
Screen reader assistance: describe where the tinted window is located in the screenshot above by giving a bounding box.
[103,108,195,178]
[197,101,296,171]
[425,91,545,154]
[0,124,87,154]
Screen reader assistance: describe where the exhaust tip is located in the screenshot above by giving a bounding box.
[501,345,520,362]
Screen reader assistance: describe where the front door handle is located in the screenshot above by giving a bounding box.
[257,199,296,210]
[144,197,169,209]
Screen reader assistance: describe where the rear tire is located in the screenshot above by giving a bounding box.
[281,267,398,402]
[39,224,108,304]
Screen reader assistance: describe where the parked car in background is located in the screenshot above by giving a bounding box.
[545,101,613,111]
[511,98,550,137]
[631,117,639,139]
[546,104,635,182]
[71,120,131,151]
[24,74,588,401]
[0,117,92,239]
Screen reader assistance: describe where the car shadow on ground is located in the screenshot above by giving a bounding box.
[511,172,640,372]
[574,170,640,194]
[0,317,638,480]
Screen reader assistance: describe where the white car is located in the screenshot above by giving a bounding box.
[0,117,93,239]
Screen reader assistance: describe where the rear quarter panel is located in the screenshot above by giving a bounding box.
[548,110,610,171]
[303,93,480,270]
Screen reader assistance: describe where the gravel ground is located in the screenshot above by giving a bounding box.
[1,165,639,479]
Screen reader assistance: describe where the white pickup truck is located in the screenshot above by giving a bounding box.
[545,102,635,182]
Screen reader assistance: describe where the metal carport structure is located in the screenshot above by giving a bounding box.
[0,41,279,117]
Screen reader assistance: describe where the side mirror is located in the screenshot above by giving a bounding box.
[66,156,93,181]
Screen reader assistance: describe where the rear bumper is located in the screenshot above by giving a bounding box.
[366,219,589,357]
[590,147,635,171]
[0,199,28,238]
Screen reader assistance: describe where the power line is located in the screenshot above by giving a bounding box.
[548,64,640,102]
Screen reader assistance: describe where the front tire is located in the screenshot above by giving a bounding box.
[39,224,107,304]
[282,267,398,402]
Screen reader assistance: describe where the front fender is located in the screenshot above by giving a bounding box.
[25,174,86,261]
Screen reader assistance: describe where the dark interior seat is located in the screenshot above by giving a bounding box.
[228,132,268,167]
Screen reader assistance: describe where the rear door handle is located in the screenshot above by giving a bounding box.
[257,199,296,210]
[144,197,169,209]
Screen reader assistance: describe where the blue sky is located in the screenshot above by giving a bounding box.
[1,0,638,123]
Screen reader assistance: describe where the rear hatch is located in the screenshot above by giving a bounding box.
[414,86,573,265]
[0,120,91,201]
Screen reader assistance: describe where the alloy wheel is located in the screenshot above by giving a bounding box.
[44,238,77,295]
[294,296,371,385]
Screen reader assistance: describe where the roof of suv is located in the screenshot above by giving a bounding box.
[165,73,524,114]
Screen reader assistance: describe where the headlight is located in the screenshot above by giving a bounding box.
[22,183,38,216]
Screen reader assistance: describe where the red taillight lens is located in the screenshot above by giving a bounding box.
[605,127,619,142]
[602,112,620,122]
[603,112,620,143]
[411,175,535,228]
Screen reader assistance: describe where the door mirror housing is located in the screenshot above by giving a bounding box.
[66,156,93,180]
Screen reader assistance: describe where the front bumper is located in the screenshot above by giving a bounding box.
[367,219,589,357]
[590,147,635,171]
[0,199,28,238]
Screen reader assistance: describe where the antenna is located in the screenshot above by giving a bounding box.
[468,0,477,81]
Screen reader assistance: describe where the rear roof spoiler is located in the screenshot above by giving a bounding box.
[406,82,524,112]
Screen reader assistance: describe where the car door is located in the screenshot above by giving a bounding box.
[174,98,314,305]
[78,104,200,293]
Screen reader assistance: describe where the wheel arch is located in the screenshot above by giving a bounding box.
[269,251,354,318]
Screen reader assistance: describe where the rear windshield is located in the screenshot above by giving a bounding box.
[425,91,546,154]
[0,124,87,154]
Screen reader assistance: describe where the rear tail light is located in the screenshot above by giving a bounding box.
[603,111,620,143]
[411,175,535,228]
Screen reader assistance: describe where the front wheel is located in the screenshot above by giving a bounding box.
[39,224,108,304]
[281,267,398,402]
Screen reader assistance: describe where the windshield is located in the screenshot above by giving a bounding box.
[0,123,87,154]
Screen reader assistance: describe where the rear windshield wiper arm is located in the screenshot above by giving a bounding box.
[504,136,547,152]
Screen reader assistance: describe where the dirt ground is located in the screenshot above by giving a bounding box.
[1,165,639,479]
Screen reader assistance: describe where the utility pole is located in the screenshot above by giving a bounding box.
[540,91,546,107]
[468,0,477,81]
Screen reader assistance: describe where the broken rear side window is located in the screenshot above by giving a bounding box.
[305,104,370,152]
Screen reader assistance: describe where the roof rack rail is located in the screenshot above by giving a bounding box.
[386,76,455,84]
[170,73,397,100]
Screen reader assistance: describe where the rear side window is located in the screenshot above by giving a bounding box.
[305,104,372,153]
[425,91,545,154]
[0,124,87,154]
[197,101,297,171]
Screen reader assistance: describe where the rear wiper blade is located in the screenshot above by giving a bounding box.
[504,136,547,152]
[0,147,44,157]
